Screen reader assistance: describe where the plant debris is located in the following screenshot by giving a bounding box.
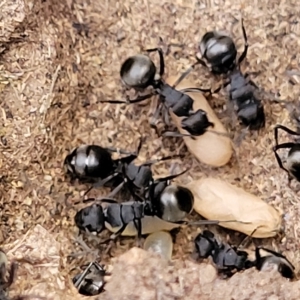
[1,0,300,298]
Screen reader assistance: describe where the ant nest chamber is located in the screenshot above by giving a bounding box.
[1,0,300,299]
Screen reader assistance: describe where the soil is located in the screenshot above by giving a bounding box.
[1,0,300,299]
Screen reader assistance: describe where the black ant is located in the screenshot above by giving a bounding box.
[100,48,220,140]
[64,137,183,200]
[273,124,300,184]
[179,18,265,131]
[194,230,295,279]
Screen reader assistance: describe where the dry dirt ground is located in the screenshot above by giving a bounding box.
[1,0,300,299]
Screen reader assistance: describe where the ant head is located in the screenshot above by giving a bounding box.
[194,229,217,258]
[120,54,157,89]
[75,203,105,234]
[199,30,237,74]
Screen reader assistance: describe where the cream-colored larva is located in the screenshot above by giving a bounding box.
[165,75,233,167]
[186,177,283,238]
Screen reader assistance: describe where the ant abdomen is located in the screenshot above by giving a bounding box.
[120,54,157,89]
[199,31,237,74]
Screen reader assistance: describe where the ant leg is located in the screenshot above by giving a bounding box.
[272,142,296,174]
[117,137,144,166]
[246,77,290,106]
[150,121,161,136]
[188,219,252,226]
[105,181,125,198]
[162,131,197,140]
[100,93,154,104]
[127,184,145,202]
[98,224,128,246]
[131,135,144,157]
[104,147,138,156]
[180,87,215,95]
[274,125,281,146]
[133,218,143,248]
[150,102,163,134]
[206,129,232,138]
[171,57,207,88]
[236,227,261,249]
[93,173,118,188]
[158,37,185,56]
[74,197,118,206]
[172,66,195,88]
[243,74,259,90]
[162,129,196,139]
[154,168,190,184]
[274,125,300,145]
[108,224,127,241]
[73,197,98,205]
[195,55,210,68]
[214,80,231,93]
[146,47,165,76]
[274,124,300,155]
[237,18,248,65]
[163,106,171,126]
[116,136,144,171]
[112,136,144,167]
[0,259,6,278]
[233,127,249,148]
[90,198,120,205]
[84,172,120,197]
[141,154,184,166]
[188,80,230,97]
[74,261,94,288]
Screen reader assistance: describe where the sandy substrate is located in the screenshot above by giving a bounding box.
[1,0,300,299]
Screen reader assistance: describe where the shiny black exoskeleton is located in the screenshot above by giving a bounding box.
[254,247,295,279]
[73,261,106,296]
[75,182,195,240]
[64,145,116,181]
[194,230,295,279]
[74,203,105,234]
[101,48,215,139]
[199,31,238,75]
[194,229,217,258]
[150,184,194,222]
[119,159,186,201]
[226,69,265,130]
[213,243,251,274]
[194,230,252,277]
[273,124,300,183]
[195,19,265,130]
[64,138,181,199]
[74,200,171,241]
[75,200,149,239]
